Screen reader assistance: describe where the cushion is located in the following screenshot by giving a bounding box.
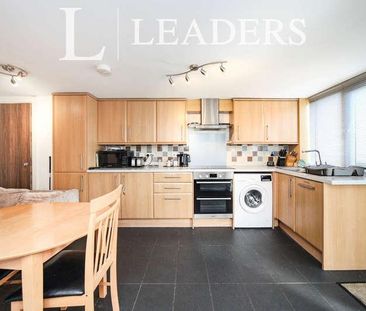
[18,189,79,204]
[5,250,85,302]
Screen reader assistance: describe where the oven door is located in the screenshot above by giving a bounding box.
[194,180,233,216]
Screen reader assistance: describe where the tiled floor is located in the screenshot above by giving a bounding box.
[1,228,366,311]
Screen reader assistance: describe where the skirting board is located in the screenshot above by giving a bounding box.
[193,218,233,228]
[118,219,192,227]
[279,222,323,264]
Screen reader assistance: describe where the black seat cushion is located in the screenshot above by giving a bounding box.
[0,269,13,280]
[5,250,85,303]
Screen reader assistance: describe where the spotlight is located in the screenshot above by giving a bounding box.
[168,76,174,85]
[200,68,206,76]
[185,73,190,83]
[220,63,226,72]
[10,76,17,86]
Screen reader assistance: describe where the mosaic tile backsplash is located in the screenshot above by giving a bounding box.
[102,144,288,166]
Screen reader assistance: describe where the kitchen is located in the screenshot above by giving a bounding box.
[1,1,366,310]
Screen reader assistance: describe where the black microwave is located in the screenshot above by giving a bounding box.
[97,150,134,168]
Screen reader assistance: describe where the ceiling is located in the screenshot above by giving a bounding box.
[1,0,366,98]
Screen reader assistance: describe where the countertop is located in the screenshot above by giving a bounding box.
[87,166,366,185]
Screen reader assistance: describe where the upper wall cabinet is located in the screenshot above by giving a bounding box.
[232,99,298,144]
[127,100,156,143]
[156,100,186,143]
[263,100,298,144]
[97,100,127,144]
[53,94,97,172]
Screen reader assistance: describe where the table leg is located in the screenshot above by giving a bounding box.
[21,253,43,311]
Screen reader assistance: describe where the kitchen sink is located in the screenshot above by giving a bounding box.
[305,165,365,176]
[279,167,306,173]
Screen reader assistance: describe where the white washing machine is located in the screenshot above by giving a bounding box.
[233,173,272,228]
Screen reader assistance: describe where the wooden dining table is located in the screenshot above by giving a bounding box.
[0,202,90,311]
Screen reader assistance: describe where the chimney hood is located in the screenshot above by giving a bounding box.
[188,98,230,130]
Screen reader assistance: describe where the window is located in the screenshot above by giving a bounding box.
[309,93,344,166]
[309,83,366,167]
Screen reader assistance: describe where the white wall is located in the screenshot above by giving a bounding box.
[0,96,52,190]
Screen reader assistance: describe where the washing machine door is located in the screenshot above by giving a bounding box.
[239,185,267,214]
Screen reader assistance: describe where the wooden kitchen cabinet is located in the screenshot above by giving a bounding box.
[121,173,153,219]
[53,173,88,202]
[154,193,193,218]
[232,99,298,144]
[263,100,298,143]
[277,174,296,230]
[127,100,156,143]
[156,100,186,143]
[233,100,264,143]
[53,94,97,172]
[88,173,121,200]
[295,178,323,250]
[97,100,126,144]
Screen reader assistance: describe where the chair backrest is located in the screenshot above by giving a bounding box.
[84,185,122,294]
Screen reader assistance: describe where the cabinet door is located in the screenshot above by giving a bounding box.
[53,173,88,202]
[53,96,86,172]
[263,100,298,143]
[233,100,264,143]
[156,100,186,143]
[295,178,323,250]
[127,100,156,143]
[88,173,121,200]
[98,100,126,143]
[277,174,295,230]
[154,194,193,218]
[121,173,153,219]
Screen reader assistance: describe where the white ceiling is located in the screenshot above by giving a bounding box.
[1,0,366,98]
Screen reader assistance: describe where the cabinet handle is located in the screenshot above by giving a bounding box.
[80,175,84,192]
[164,187,181,190]
[237,125,240,141]
[80,154,83,170]
[289,179,292,198]
[164,176,181,179]
[181,125,183,141]
[122,184,126,195]
[298,183,315,190]
[164,198,181,201]
[265,125,269,141]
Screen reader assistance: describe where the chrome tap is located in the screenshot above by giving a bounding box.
[302,149,323,166]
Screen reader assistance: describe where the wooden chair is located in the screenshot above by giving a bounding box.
[6,185,122,311]
[0,270,18,286]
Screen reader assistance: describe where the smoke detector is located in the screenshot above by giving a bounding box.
[96,64,112,75]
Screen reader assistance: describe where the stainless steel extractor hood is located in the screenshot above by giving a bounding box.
[189,98,230,130]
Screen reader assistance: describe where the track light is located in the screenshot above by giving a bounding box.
[166,61,227,85]
[185,73,190,83]
[10,76,17,86]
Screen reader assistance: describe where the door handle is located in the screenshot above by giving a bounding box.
[298,183,315,190]
[23,162,29,167]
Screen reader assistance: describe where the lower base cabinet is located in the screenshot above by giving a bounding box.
[277,174,323,251]
[154,193,193,218]
[54,173,88,202]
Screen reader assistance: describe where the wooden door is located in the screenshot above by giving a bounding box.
[277,174,295,230]
[98,100,126,144]
[233,100,264,143]
[0,104,31,188]
[53,173,88,202]
[53,96,86,172]
[263,100,298,143]
[121,173,153,219]
[127,100,156,143]
[156,100,186,143]
[295,178,323,250]
[88,173,121,200]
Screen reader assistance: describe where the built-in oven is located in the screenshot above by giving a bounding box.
[193,171,233,218]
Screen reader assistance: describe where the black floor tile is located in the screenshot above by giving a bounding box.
[199,228,244,245]
[245,284,293,311]
[281,284,334,311]
[133,284,174,311]
[314,283,365,311]
[173,284,213,311]
[211,284,254,311]
[176,246,208,283]
[143,245,178,283]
